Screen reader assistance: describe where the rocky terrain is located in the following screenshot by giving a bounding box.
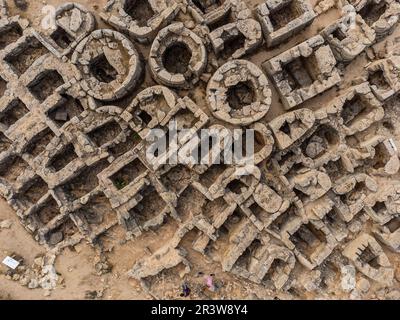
[0,0,400,300]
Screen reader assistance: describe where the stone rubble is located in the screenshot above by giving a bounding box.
[256,0,316,48]
[0,0,399,299]
[263,35,341,110]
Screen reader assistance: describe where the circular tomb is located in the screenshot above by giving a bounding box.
[206,59,272,125]
[72,29,143,101]
[149,22,207,89]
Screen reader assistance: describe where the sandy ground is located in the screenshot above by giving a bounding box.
[0,0,400,300]
[0,197,149,300]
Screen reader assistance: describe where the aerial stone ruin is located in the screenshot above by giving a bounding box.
[0,0,399,298]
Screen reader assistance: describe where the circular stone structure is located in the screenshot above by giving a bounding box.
[72,29,143,101]
[149,22,207,89]
[207,59,272,125]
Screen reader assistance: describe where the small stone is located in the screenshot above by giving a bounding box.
[357,278,370,293]
[341,265,356,292]
[395,267,400,282]
[54,108,68,121]
[305,141,325,158]
[28,279,39,289]
[0,219,13,229]
[85,290,98,300]
[365,48,375,61]
[385,289,400,300]
[33,257,44,267]
[14,0,28,11]
[301,270,322,292]
[95,261,112,275]
[350,289,361,300]
[85,211,103,225]
[19,277,29,286]
[48,232,63,246]
[70,8,83,33]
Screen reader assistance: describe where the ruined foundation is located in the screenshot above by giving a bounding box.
[0,0,400,300]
